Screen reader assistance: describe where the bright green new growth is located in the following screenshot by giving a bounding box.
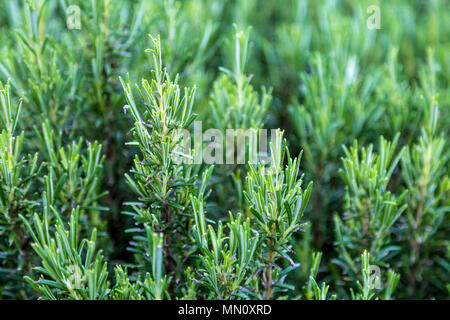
[192,199,259,299]
[120,34,212,298]
[244,130,313,299]
[0,0,448,300]
[0,82,41,298]
[335,135,407,271]
[21,207,109,300]
[17,34,315,300]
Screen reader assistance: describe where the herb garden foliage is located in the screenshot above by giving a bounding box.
[0,0,448,300]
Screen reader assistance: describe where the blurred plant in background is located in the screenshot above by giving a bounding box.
[0,0,448,299]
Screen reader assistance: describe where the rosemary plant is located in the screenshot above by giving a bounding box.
[0,0,448,300]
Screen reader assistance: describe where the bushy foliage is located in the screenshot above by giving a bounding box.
[0,0,448,300]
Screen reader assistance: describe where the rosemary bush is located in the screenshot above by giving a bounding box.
[0,0,448,300]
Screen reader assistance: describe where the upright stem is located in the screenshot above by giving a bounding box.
[162,204,172,276]
[408,177,427,297]
[265,249,275,300]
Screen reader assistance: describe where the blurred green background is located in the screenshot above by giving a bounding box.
[0,0,448,299]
